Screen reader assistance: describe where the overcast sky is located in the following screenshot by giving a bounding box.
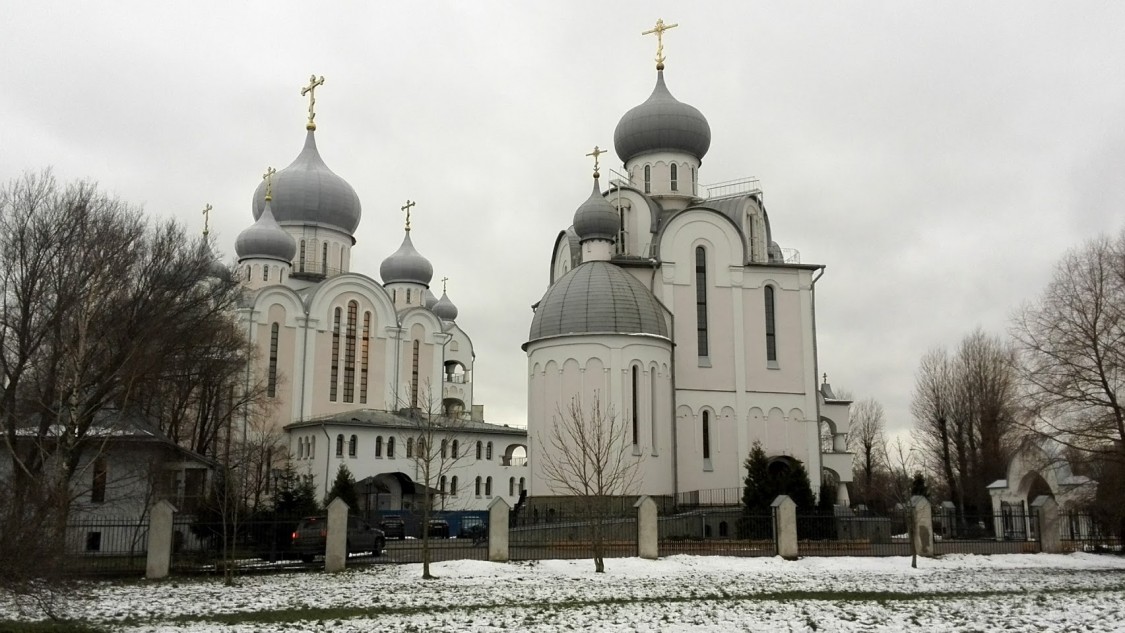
[3,2,1124,440]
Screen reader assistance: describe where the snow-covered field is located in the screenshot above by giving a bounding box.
[3,553,1125,631]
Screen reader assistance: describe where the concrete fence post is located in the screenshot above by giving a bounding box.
[487,497,510,562]
[145,499,177,579]
[1031,495,1061,554]
[634,495,658,560]
[771,495,798,560]
[325,498,349,572]
[911,496,934,557]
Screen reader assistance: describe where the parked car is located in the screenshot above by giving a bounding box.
[379,515,406,540]
[290,515,385,562]
[425,518,450,539]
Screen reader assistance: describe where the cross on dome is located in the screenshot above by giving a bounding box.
[402,199,416,231]
[642,18,678,70]
[262,166,277,200]
[300,75,326,130]
[586,145,606,178]
[201,203,213,238]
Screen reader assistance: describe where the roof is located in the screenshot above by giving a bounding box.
[614,69,711,164]
[285,408,528,437]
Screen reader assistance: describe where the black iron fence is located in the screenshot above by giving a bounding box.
[62,516,151,576]
[170,514,326,574]
[674,488,743,510]
[1060,512,1124,554]
[796,511,913,556]
[510,513,638,561]
[659,510,776,557]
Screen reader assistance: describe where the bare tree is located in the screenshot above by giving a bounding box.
[885,436,922,568]
[847,397,886,508]
[537,393,641,573]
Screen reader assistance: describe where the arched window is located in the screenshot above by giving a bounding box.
[336,434,344,457]
[375,436,383,457]
[406,437,414,458]
[451,476,458,496]
[650,369,658,453]
[360,312,371,404]
[91,458,107,503]
[343,301,358,402]
[245,266,251,281]
[691,166,697,195]
[485,476,493,496]
[411,340,420,409]
[452,440,459,458]
[441,439,448,459]
[321,242,328,273]
[417,438,426,456]
[702,411,711,460]
[509,477,515,497]
[695,246,709,357]
[330,307,341,401]
[475,476,482,496]
[440,476,447,494]
[670,163,678,191]
[310,436,315,458]
[267,323,280,398]
[387,436,395,458]
[631,365,640,445]
[644,164,651,193]
[264,266,271,281]
[476,441,483,460]
[486,442,493,460]
[299,239,306,272]
[406,289,412,304]
[348,434,357,457]
[297,438,304,459]
[519,477,526,494]
[765,286,777,364]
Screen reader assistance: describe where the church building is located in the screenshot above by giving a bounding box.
[525,21,852,506]
[230,78,527,512]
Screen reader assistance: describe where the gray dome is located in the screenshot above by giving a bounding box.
[380,231,433,286]
[433,291,458,321]
[252,130,362,235]
[614,70,711,164]
[573,177,618,243]
[235,199,297,263]
[423,288,439,309]
[527,261,668,344]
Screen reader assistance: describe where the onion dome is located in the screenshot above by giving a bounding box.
[423,288,439,310]
[613,70,711,164]
[433,291,458,321]
[572,175,618,243]
[235,198,297,263]
[527,261,668,345]
[251,130,362,235]
[380,231,433,286]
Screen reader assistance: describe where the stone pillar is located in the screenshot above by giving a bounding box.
[1031,495,1061,554]
[487,497,510,562]
[325,498,349,572]
[634,496,658,560]
[145,500,177,580]
[910,496,934,557]
[771,495,798,560]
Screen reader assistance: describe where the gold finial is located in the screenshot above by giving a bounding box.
[442,276,449,293]
[401,199,416,231]
[585,145,607,178]
[262,166,277,200]
[201,203,213,238]
[642,18,678,70]
[300,74,326,130]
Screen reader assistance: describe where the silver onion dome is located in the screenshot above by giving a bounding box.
[433,291,458,321]
[613,70,711,164]
[380,231,433,286]
[251,130,362,235]
[572,176,618,243]
[235,199,297,263]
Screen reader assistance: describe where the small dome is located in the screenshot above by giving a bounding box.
[252,130,362,235]
[614,70,711,164]
[433,291,458,321]
[572,177,618,243]
[380,231,433,286]
[235,199,297,263]
[423,288,439,310]
[527,261,668,344]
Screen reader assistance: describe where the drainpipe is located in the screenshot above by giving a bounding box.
[299,310,310,426]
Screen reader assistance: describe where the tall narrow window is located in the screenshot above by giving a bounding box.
[509,477,515,497]
[475,476,482,496]
[691,167,697,195]
[440,476,447,494]
[702,411,711,460]
[360,312,370,404]
[486,442,493,460]
[406,437,414,458]
[765,286,777,363]
[695,246,709,357]
[485,476,493,496]
[650,370,658,453]
[330,307,341,401]
[452,440,459,458]
[476,441,483,459]
[267,323,279,397]
[670,164,678,191]
[451,476,458,496]
[348,435,357,457]
[441,439,448,459]
[91,458,107,503]
[310,436,315,458]
[263,266,269,281]
[299,239,306,272]
[343,301,357,403]
[322,242,328,273]
[410,340,420,409]
[375,436,383,457]
[644,165,651,193]
[631,365,640,445]
[406,289,412,304]
[519,477,525,493]
[336,434,344,457]
[387,437,395,458]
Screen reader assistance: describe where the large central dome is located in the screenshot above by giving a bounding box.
[252,130,362,236]
[613,70,711,165]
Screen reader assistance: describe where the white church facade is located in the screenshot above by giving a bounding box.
[525,24,853,506]
[229,83,526,512]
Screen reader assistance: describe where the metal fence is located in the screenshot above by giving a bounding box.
[62,516,151,576]
[170,514,328,574]
[510,514,638,561]
[1060,512,1123,554]
[795,511,913,556]
[933,512,1041,555]
[659,510,776,557]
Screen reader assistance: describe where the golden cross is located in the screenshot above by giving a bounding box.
[300,75,326,130]
[401,199,416,231]
[586,145,607,176]
[201,203,213,238]
[642,18,678,69]
[262,166,277,200]
[442,276,449,293]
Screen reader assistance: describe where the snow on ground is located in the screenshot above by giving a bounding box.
[3,553,1124,631]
